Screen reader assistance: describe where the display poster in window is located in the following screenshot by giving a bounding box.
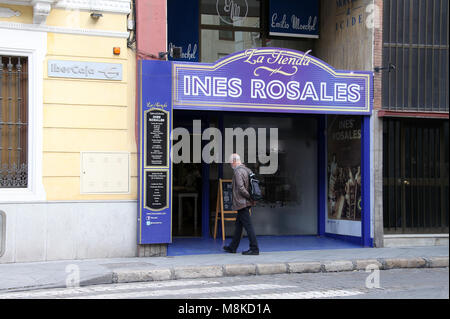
[327,115,362,221]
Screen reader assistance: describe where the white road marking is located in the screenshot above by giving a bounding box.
[0,280,365,300]
[208,289,365,299]
[68,284,296,299]
[0,280,220,299]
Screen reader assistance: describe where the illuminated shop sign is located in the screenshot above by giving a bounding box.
[173,48,373,115]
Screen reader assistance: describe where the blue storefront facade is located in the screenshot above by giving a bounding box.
[135,0,384,256]
[137,48,374,255]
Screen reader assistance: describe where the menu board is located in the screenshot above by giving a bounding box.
[146,109,168,167]
[221,180,234,212]
[139,61,173,245]
[146,171,168,210]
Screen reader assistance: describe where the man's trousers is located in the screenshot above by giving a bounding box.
[228,206,259,252]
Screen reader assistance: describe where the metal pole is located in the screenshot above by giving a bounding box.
[0,57,3,171]
[16,58,22,167]
[7,57,12,169]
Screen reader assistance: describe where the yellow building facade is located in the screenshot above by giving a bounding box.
[0,0,138,262]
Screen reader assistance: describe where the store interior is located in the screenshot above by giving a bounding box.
[169,110,362,255]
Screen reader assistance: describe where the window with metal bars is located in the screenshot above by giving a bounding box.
[383,118,449,234]
[382,0,449,112]
[0,56,28,188]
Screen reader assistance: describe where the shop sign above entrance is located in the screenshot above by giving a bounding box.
[173,48,373,115]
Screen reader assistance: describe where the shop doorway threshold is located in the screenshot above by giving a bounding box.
[167,235,362,256]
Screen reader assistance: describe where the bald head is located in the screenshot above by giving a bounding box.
[229,153,242,169]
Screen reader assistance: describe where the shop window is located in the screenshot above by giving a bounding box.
[200,0,261,28]
[222,114,318,236]
[199,0,316,63]
[0,211,5,257]
[219,16,235,41]
[200,0,262,62]
[327,116,362,222]
[201,29,262,63]
[0,56,28,189]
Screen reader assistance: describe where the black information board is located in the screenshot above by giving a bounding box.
[146,171,168,210]
[146,110,168,167]
[213,179,237,240]
[221,180,233,211]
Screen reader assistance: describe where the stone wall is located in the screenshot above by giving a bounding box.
[314,0,374,71]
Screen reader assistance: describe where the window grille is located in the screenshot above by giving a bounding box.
[383,118,449,234]
[382,0,449,112]
[0,56,28,188]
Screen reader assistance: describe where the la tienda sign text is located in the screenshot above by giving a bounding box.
[173,48,373,115]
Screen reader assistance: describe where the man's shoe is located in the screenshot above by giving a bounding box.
[242,250,259,255]
[223,246,236,254]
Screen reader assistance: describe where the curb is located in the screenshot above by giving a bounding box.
[110,256,449,284]
[1,256,447,293]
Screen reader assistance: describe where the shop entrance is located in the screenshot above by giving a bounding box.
[169,110,336,254]
[172,112,205,237]
[219,113,318,237]
[168,111,372,255]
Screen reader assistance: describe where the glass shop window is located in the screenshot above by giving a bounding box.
[200,0,262,62]
[199,0,315,63]
[222,114,319,236]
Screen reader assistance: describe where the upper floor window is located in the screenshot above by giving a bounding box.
[200,0,262,62]
[382,0,449,112]
[0,56,28,189]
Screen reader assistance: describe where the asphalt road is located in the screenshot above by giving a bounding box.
[0,268,447,300]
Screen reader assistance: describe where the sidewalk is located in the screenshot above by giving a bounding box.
[0,246,448,293]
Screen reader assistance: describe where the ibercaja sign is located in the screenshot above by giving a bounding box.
[173,48,373,115]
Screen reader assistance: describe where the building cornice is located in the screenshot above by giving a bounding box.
[55,0,131,14]
[0,20,129,38]
[31,0,52,24]
[0,0,131,14]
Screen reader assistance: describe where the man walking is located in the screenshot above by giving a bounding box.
[223,154,259,255]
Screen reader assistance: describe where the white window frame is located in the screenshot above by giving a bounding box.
[0,210,5,257]
[0,28,46,202]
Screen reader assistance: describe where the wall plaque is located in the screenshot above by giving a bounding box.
[48,60,123,81]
